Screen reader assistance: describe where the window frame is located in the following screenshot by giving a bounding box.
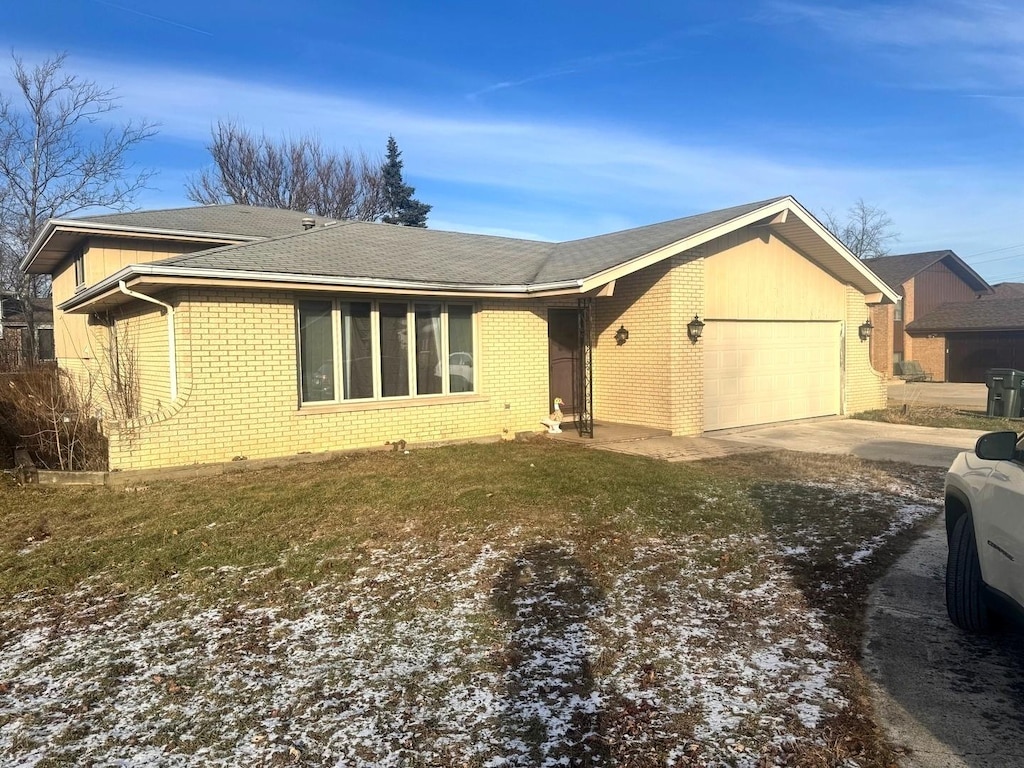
[296,298,477,406]
[73,249,86,289]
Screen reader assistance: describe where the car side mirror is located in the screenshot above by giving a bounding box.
[975,431,1019,461]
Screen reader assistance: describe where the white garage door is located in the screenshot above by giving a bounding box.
[704,320,841,431]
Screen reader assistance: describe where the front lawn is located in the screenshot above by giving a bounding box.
[0,441,943,766]
[854,405,1021,432]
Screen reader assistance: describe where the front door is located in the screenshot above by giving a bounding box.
[548,308,579,416]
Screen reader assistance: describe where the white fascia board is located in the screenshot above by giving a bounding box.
[579,197,797,292]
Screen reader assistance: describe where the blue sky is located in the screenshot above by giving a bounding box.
[3,0,1024,282]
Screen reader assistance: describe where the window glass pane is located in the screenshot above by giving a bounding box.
[894,299,903,322]
[415,303,442,395]
[37,328,55,361]
[448,305,474,393]
[379,302,409,397]
[299,300,334,402]
[342,302,373,399]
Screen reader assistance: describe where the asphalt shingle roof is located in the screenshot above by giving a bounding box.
[992,282,1024,298]
[864,251,953,291]
[908,296,1024,333]
[150,197,786,286]
[74,204,318,240]
[1,292,52,326]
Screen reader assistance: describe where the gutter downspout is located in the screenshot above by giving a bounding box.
[117,281,177,402]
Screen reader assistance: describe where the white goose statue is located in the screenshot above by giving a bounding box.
[541,397,564,434]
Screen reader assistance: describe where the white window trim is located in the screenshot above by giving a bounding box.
[298,298,477,406]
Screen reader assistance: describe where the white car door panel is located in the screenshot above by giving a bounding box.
[977,460,1024,607]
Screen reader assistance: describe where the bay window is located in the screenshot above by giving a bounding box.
[297,299,475,404]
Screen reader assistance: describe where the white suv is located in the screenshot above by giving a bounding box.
[945,430,1024,632]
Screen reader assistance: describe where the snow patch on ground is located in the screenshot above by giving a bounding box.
[0,530,856,767]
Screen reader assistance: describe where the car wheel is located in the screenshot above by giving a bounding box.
[946,513,991,633]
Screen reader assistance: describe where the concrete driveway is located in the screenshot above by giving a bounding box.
[864,521,1024,767]
[591,417,986,468]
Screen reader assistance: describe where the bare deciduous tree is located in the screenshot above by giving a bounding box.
[822,198,899,260]
[0,52,156,363]
[186,121,386,221]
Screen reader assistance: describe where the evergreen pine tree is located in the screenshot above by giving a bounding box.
[381,136,431,227]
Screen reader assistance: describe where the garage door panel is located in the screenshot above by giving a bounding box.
[704,321,841,431]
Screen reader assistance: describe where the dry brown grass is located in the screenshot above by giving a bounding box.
[854,404,1021,432]
[0,441,944,765]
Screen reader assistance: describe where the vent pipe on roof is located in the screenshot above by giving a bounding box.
[301,217,316,230]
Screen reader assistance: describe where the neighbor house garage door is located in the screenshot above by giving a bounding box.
[704,321,841,431]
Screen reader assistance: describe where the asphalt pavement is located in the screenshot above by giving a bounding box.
[863,520,1024,767]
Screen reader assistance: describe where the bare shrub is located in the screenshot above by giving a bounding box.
[99,318,140,422]
[0,367,108,471]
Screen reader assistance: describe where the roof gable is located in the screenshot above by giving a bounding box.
[866,250,991,294]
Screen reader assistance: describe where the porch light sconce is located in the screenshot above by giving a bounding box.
[858,319,873,341]
[614,325,630,345]
[687,315,705,343]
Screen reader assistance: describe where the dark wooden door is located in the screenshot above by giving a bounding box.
[948,332,1024,382]
[548,309,579,415]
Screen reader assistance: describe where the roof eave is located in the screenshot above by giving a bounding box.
[58,264,585,312]
[22,219,263,274]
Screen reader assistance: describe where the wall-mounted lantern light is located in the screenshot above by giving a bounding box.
[687,315,705,343]
[858,319,873,341]
[614,325,629,345]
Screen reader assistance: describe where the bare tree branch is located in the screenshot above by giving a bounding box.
[186,121,385,221]
[822,198,899,260]
[0,52,157,363]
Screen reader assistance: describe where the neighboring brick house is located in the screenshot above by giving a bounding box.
[22,196,897,471]
[866,251,992,381]
[0,292,55,370]
[907,289,1024,382]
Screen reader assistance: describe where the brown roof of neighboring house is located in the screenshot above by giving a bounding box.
[865,250,991,295]
[907,295,1024,333]
[991,282,1024,298]
[1,293,53,327]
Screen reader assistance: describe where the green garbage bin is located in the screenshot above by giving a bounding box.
[985,368,1024,418]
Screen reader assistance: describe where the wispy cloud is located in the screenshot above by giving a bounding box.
[767,1,1024,93]
[465,25,717,101]
[0,51,1020,278]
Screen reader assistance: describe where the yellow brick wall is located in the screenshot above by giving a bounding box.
[591,252,704,435]
[592,259,675,429]
[844,286,888,413]
[107,289,558,470]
